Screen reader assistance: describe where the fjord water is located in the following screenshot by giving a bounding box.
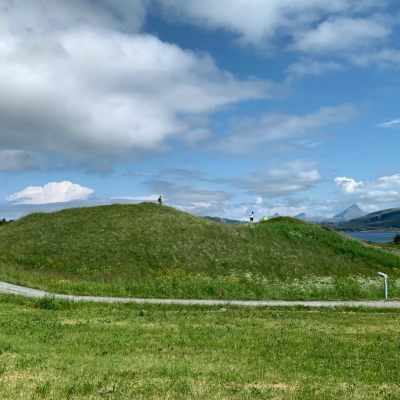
[343,231,398,243]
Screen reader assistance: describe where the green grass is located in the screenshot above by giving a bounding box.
[366,241,400,256]
[0,204,399,300]
[0,295,400,399]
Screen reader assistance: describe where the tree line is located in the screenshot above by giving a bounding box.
[0,218,14,226]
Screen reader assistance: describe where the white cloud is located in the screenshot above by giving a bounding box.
[212,104,359,154]
[218,160,323,198]
[111,195,160,202]
[349,49,400,69]
[142,180,233,202]
[335,174,400,205]
[245,196,313,218]
[175,202,214,211]
[376,174,400,188]
[174,201,229,217]
[334,177,363,193]
[7,182,94,204]
[255,197,263,205]
[0,1,283,168]
[287,59,345,77]
[359,191,400,203]
[293,17,391,53]
[3,0,146,34]
[377,119,400,128]
[158,1,399,74]
[158,0,385,48]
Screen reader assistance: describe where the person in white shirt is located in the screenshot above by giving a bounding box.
[250,211,254,223]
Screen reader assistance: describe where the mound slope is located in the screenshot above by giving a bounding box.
[0,204,399,284]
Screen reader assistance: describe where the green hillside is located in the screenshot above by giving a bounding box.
[0,203,399,299]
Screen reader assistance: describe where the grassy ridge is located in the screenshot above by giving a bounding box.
[0,296,400,399]
[0,204,399,299]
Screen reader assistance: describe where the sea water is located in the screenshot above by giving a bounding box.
[342,231,399,243]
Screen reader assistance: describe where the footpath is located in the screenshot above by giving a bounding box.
[1,281,400,308]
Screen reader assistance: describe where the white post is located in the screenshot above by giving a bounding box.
[378,272,388,299]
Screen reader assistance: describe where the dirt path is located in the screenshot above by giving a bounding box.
[1,281,399,307]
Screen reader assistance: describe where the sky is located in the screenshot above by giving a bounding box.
[0,0,400,220]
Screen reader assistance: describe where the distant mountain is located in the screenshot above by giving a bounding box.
[343,207,400,230]
[322,207,400,231]
[294,213,326,223]
[325,204,367,223]
[294,213,309,221]
[271,213,280,218]
[203,216,241,225]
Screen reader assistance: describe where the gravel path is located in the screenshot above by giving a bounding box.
[1,281,400,308]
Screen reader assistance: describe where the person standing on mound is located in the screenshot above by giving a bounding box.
[263,216,268,221]
[250,211,254,223]
[157,196,162,205]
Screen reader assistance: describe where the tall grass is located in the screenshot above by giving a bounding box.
[1,264,399,300]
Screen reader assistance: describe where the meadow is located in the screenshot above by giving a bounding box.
[0,295,399,399]
[3,265,400,300]
[0,203,400,300]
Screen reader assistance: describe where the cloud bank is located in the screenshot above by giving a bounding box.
[7,182,94,204]
[159,1,392,50]
[217,160,323,198]
[159,1,400,72]
[0,0,284,170]
[335,174,400,205]
[212,104,358,154]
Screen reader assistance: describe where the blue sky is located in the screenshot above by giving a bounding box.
[0,0,400,220]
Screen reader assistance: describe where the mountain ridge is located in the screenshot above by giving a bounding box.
[325,204,367,223]
[294,213,326,223]
[322,207,400,231]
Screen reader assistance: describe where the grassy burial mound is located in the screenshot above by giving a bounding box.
[0,203,399,299]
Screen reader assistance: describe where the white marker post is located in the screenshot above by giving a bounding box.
[378,272,388,299]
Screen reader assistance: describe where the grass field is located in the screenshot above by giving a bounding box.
[0,295,399,399]
[0,203,399,300]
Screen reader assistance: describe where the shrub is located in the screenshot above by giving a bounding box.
[39,295,58,310]
[38,295,74,310]
[394,233,400,244]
